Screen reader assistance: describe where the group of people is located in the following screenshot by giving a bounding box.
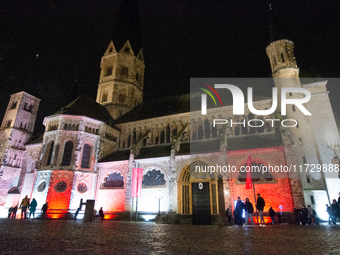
[7,195,48,219]
[293,205,319,225]
[226,193,281,227]
[326,197,340,225]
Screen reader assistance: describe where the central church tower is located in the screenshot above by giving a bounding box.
[96,0,145,120]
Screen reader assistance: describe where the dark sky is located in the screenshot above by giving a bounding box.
[1,0,340,132]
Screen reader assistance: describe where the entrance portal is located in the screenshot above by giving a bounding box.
[192,182,211,225]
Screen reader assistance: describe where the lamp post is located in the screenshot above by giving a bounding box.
[156,189,163,216]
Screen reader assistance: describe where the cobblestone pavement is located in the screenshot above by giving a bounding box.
[0,219,339,255]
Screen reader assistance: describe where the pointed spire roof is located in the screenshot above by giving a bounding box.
[268,3,288,44]
[112,0,142,54]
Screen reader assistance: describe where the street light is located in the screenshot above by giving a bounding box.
[156,189,163,216]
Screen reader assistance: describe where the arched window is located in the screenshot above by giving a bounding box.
[211,124,217,138]
[166,125,170,143]
[192,132,197,141]
[46,141,54,166]
[81,144,91,168]
[106,66,113,76]
[204,119,210,139]
[241,119,247,135]
[61,141,73,166]
[265,123,271,132]
[160,130,165,144]
[127,134,131,148]
[102,172,124,188]
[142,169,166,187]
[197,125,203,140]
[101,93,108,103]
[172,128,177,138]
[234,127,240,136]
[132,130,137,144]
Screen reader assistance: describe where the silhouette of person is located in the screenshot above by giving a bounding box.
[29,198,38,218]
[41,202,48,219]
[8,206,13,218]
[99,207,105,222]
[20,195,30,219]
[11,206,18,219]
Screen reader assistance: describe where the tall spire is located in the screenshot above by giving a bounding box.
[112,0,142,53]
[268,3,287,44]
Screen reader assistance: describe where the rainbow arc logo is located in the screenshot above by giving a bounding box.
[197,82,223,109]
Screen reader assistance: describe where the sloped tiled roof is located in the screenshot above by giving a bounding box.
[53,95,115,126]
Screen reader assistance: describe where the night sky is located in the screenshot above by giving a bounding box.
[1,0,340,132]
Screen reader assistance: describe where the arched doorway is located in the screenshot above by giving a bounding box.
[178,160,218,225]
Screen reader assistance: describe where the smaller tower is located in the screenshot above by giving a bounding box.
[0,91,40,206]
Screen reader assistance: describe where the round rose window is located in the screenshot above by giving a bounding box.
[54,181,67,193]
[77,182,88,193]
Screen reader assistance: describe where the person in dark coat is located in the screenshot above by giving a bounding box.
[301,205,308,225]
[225,205,232,224]
[269,207,275,225]
[235,197,244,227]
[244,198,254,226]
[8,207,13,218]
[41,202,48,219]
[29,198,37,218]
[256,193,266,226]
[330,199,339,225]
[277,212,282,225]
[11,206,18,219]
[99,207,105,222]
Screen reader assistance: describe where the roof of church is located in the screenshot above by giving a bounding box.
[54,95,115,126]
[98,133,282,162]
[26,128,45,145]
[115,91,271,124]
[112,0,142,54]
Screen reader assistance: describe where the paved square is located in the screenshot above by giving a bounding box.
[0,219,339,254]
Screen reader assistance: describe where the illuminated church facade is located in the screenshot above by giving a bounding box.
[0,3,339,223]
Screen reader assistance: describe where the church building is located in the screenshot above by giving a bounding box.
[0,1,339,224]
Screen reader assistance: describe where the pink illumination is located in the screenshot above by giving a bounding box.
[131,168,143,197]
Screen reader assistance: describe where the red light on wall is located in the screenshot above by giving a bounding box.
[104,214,116,220]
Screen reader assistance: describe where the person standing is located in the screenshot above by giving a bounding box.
[41,202,48,219]
[244,198,254,227]
[226,205,232,224]
[256,193,266,227]
[330,199,339,225]
[277,212,282,225]
[235,197,244,227]
[11,205,18,219]
[326,204,332,225]
[8,207,13,218]
[307,205,312,225]
[99,207,105,222]
[29,198,38,219]
[269,207,275,225]
[20,195,30,219]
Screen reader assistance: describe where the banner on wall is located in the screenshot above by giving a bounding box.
[131,168,143,197]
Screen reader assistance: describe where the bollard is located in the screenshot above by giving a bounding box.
[83,200,95,222]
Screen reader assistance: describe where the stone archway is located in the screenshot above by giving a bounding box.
[177,160,218,225]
